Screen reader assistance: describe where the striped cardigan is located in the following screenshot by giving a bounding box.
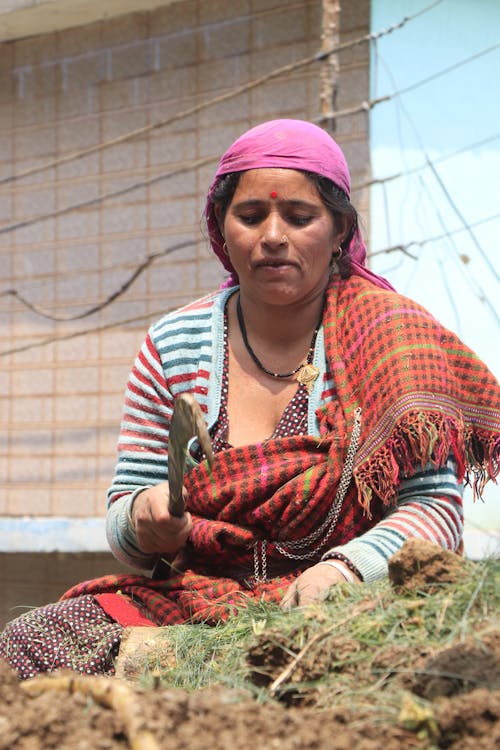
[106,286,463,582]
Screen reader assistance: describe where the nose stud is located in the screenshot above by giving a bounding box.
[281,235,288,245]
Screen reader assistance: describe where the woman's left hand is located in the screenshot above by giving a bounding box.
[281,562,360,610]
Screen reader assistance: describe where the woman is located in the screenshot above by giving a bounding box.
[2,119,499,679]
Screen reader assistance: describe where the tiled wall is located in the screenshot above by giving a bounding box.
[0,0,369,607]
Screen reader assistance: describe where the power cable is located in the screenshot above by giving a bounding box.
[0,155,217,236]
[4,34,495,237]
[368,212,500,258]
[8,8,495,240]
[0,308,174,359]
[0,240,193,321]
[369,208,500,328]
[354,132,500,191]
[0,99,395,239]
[426,156,499,283]
[2,210,499,335]
[0,100,395,238]
[416,173,465,335]
[5,1,498,333]
[0,0,442,188]
[319,40,500,122]
[370,45,500,305]
[396,41,500,97]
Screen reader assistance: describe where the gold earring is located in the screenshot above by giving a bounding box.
[222,242,229,255]
[332,246,343,260]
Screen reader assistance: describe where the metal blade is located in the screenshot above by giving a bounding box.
[168,393,213,517]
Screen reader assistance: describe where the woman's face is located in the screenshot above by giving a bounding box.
[220,168,345,307]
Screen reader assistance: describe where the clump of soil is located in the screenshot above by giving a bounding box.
[388,538,466,592]
[247,629,363,686]
[246,628,365,706]
[410,636,500,699]
[435,688,500,749]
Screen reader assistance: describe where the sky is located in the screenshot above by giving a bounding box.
[369,0,500,554]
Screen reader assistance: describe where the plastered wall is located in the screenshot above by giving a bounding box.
[0,0,370,620]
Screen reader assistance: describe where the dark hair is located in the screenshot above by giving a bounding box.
[210,170,358,279]
[209,172,241,223]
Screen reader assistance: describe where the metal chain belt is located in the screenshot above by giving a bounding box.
[252,407,362,582]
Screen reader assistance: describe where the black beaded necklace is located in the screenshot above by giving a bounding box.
[236,295,322,394]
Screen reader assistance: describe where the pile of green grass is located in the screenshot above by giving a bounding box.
[137,557,499,716]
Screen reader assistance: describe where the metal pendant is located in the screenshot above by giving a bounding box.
[296,363,320,394]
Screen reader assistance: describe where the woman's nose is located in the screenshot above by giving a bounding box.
[261,214,287,247]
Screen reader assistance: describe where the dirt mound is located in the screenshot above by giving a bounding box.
[410,637,500,699]
[435,688,500,750]
[1,660,498,750]
[0,544,497,749]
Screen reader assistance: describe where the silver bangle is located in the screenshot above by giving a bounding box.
[126,504,136,532]
[318,559,358,583]
[126,495,140,534]
[126,486,153,534]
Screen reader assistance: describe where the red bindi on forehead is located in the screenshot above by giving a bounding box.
[269,190,278,199]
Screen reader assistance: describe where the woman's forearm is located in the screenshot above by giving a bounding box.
[322,459,464,582]
[106,491,158,570]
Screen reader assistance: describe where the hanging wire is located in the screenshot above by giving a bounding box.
[354,132,500,191]
[3,35,497,237]
[0,0,443,189]
[4,0,500,342]
[369,43,500,325]
[0,240,193,321]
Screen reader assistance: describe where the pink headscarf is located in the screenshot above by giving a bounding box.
[204,119,394,291]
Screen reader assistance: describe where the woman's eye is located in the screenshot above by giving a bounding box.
[239,214,260,225]
[289,215,312,226]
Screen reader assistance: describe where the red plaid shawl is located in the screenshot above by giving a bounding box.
[63,276,500,625]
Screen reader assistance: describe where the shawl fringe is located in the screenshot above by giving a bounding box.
[464,432,500,500]
[354,411,500,510]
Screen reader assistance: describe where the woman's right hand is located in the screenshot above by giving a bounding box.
[130,482,192,555]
